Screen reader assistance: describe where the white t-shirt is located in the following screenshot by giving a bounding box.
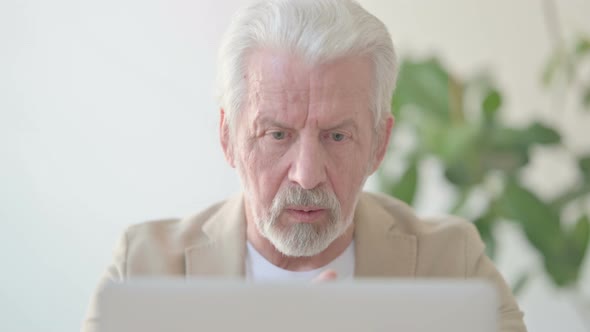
[245,241,355,282]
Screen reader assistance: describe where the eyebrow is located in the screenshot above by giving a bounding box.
[254,116,291,129]
[325,119,359,132]
[254,116,359,133]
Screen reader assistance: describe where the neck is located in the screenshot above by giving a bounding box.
[245,211,354,272]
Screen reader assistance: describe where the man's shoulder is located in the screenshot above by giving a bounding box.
[359,191,480,241]
[360,191,485,276]
[106,195,244,277]
[122,197,234,251]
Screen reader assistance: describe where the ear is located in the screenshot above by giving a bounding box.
[369,114,394,174]
[219,108,236,168]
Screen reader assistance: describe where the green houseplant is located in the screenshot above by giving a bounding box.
[378,35,590,292]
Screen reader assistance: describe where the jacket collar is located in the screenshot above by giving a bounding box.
[183,192,417,278]
[353,194,417,278]
[184,194,246,278]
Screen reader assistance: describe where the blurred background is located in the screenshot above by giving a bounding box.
[1,0,589,331]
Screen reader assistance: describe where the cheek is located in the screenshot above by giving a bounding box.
[330,141,372,176]
[237,140,288,205]
[327,145,372,211]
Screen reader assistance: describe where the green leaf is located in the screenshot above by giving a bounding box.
[579,155,590,179]
[578,156,590,181]
[482,89,502,123]
[444,158,485,187]
[545,215,589,286]
[444,163,471,186]
[544,256,578,287]
[480,123,559,173]
[474,213,497,259]
[412,112,448,154]
[392,58,451,121]
[490,123,560,149]
[571,215,590,260]
[499,180,562,254]
[525,123,561,144]
[436,124,480,164]
[481,145,529,173]
[575,37,590,57]
[389,162,419,205]
[498,181,588,286]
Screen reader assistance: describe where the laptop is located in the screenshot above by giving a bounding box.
[93,278,497,332]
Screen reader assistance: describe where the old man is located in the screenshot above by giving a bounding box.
[84,1,527,331]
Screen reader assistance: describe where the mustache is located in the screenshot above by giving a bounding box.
[271,186,340,213]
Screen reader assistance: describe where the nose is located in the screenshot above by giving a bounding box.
[288,136,327,190]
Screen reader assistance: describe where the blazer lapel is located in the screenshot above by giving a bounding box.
[354,194,417,278]
[184,194,246,278]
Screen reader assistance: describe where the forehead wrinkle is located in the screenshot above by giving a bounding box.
[247,91,313,133]
[244,51,373,131]
[254,90,311,122]
[248,80,311,128]
[247,64,309,109]
[246,49,310,98]
[307,85,370,120]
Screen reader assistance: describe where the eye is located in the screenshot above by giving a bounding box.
[271,131,287,140]
[331,132,346,142]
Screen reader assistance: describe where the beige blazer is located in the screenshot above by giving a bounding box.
[83,192,527,332]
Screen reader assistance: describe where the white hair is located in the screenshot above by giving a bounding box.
[217,0,398,132]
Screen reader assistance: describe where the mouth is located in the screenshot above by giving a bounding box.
[284,206,327,223]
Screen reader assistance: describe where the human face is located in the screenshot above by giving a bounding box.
[221,50,391,257]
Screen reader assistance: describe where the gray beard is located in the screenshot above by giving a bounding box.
[255,185,349,257]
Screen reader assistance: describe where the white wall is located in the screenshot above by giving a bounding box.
[1,1,589,331]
